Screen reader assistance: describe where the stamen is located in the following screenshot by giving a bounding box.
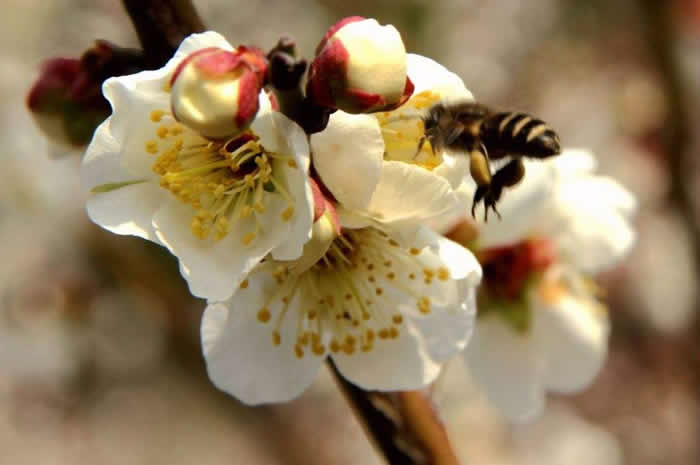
[144,110,296,242]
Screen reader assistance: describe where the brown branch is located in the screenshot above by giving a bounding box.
[638,1,698,267]
[121,0,205,69]
[327,360,461,465]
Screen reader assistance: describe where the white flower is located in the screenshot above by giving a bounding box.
[307,17,413,113]
[461,149,636,422]
[201,210,482,405]
[310,53,473,230]
[82,32,314,301]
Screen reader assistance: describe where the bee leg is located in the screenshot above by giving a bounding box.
[471,185,488,218]
[414,135,426,159]
[469,148,495,220]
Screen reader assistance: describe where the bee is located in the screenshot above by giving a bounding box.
[418,102,561,220]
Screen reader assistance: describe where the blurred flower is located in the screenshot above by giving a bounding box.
[82,32,314,301]
[170,46,267,139]
[201,206,481,405]
[307,17,414,114]
[311,54,472,231]
[458,149,636,422]
[27,41,146,149]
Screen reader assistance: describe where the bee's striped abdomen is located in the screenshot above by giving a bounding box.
[481,112,560,159]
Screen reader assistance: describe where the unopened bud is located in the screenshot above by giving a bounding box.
[307,17,414,114]
[170,46,267,139]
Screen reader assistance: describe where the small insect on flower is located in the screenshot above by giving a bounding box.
[418,102,561,220]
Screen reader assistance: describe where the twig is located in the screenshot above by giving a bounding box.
[638,1,699,268]
[327,359,461,465]
[121,0,205,69]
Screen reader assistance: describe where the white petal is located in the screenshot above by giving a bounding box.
[474,158,557,247]
[86,181,165,242]
[552,176,636,271]
[433,152,470,189]
[82,119,134,191]
[102,73,170,178]
[152,198,289,301]
[406,54,472,101]
[332,320,441,391]
[465,316,545,423]
[533,295,610,393]
[83,119,165,241]
[367,161,458,225]
[251,111,313,261]
[201,273,323,405]
[310,112,383,210]
[551,148,598,179]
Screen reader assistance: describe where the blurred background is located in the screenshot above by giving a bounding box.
[2,0,700,463]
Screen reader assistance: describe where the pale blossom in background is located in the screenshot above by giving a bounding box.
[461,149,636,422]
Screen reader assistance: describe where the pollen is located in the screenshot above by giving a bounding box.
[150,110,165,122]
[281,206,294,221]
[145,140,159,154]
[257,308,271,323]
[259,227,457,359]
[418,296,431,314]
[410,247,421,256]
[156,126,169,138]
[242,232,256,245]
[438,267,450,281]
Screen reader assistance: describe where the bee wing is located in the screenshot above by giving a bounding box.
[445,125,465,145]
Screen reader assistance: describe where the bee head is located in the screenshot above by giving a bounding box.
[421,105,445,154]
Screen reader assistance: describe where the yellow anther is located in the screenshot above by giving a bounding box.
[254,202,265,213]
[295,344,304,358]
[386,272,395,280]
[375,288,383,296]
[287,160,298,168]
[272,331,281,346]
[410,247,421,255]
[312,343,325,356]
[240,279,249,289]
[437,267,450,281]
[242,232,256,245]
[389,239,399,247]
[408,273,416,280]
[418,296,431,314]
[392,314,403,324]
[145,140,159,154]
[150,110,165,122]
[257,308,271,323]
[330,340,340,353]
[389,327,399,339]
[307,310,317,320]
[156,126,169,138]
[281,206,294,222]
[378,328,390,339]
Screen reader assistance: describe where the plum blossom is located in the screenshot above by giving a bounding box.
[201,206,482,404]
[457,149,636,422]
[311,53,473,233]
[82,32,314,301]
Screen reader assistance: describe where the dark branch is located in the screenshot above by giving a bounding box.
[121,0,205,69]
[327,360,461,465]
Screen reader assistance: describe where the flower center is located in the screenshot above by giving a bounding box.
[145,109,297,244]
[376,90,443,170]
[242,227,453,359]
[477,237,556,332]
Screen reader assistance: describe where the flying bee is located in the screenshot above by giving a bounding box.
[418,101,561,220]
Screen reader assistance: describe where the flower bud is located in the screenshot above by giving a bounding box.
[170,46,267,139]
[307,17,414,114]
